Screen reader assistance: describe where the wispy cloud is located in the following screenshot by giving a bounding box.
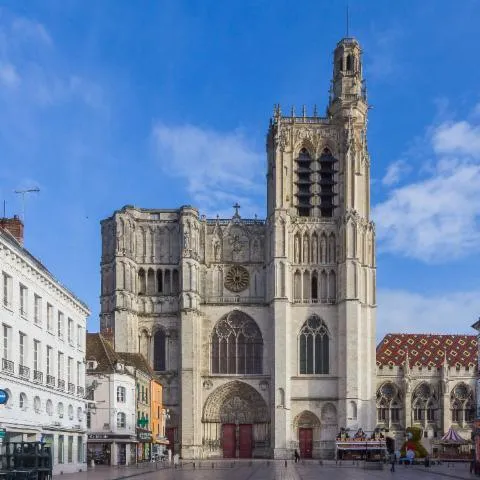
[382,159,411,186]
[377,288,479,341]
[374,107,480,262]
[152,124,264,217]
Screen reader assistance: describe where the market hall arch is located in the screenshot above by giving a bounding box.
[202,381,270,458]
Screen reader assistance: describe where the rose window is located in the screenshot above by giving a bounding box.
[224,265,249,293]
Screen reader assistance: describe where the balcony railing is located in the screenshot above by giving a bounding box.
[203,296,264,305]
[19,365,30,379]
[77,386,84,397]
[46,375,55,387]
[68,383,75,394]
[33,370,43,383]
[58,379,65,391]
[2,359,14,374]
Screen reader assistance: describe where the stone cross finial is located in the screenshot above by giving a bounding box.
[233,203,241,217]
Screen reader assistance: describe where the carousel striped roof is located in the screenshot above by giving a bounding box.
[376,334,477,368]
[441,427,465,443]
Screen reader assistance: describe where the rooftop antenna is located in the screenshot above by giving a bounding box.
[14,187,40,223]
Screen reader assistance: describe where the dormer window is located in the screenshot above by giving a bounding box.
[87,360,98,370]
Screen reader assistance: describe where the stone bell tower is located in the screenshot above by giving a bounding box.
[267,37,376,459]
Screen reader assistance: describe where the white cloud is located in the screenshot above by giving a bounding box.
[11,17,52,46]
[0,62,19,87]
[433,121,480,157]
[152,124,264,216]
[377,288,479,341]
[382,159,410,186]
[374,115,480,262]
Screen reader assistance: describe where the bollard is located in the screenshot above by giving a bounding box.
[285,460,287,468]
[193,462,195,469]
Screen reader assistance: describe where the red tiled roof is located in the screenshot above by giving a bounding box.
[376,334,477,368]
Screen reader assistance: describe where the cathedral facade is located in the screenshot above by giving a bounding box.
[99,37,377,459]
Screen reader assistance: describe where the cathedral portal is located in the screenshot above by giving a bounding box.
[202,381,270,458]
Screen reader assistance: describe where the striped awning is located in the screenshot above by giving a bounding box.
[441,427,465,443]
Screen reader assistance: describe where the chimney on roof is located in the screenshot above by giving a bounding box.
[0,215,24,245]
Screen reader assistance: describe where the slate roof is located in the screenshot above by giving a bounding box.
[376,334,477,368]
[86,334,152,377]
[86,333,119,373]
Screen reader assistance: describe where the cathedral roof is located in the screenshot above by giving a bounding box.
[376,334,477,368]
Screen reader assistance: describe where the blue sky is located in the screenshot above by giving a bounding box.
[1,1,480,339]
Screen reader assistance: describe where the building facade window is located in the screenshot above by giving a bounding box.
[33,340,40,372]
[47,304,53,331]
[19,284,28,317]
[117,412,126,428]
[2,324,10,361]
[46,346,52,376]
[19,332,26,367]
[299,315,329,374]
[211,311,263,375]
[117,386,126,402]
[154,329,166,371]
[68,318,73,344]
[2,272,12,307]
[58,435,64,464]
[19,392,27,410]
[58,311,64,339]
[34,295,42,324]
[67,436,73,463]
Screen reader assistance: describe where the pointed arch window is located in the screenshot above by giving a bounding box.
[318,148,337,218]
[299,315,329,374]
[295,148,313,217]
[211,311,263,375]
[154,330,166,371]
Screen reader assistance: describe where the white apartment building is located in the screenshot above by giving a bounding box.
[0,217,90,475]
[86,333,137,466]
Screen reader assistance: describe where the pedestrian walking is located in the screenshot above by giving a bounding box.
[390,452,395,472]
[294,449,300,463]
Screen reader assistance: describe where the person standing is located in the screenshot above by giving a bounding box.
[294,449,300,463]
[390,452,396,472]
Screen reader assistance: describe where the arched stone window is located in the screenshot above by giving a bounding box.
[299,315,329,374]
[295,148,313,217]
[46,399,53,416]
[19,392,27,410]
[346,54,353,71]
[311,272,318,300]
[156,269,163,293]
[451,383,473,424]
[138,269,146,294]
[411,382,437,424]
[319,148,337,218]
[376,382,402,425]
[34,396,41,413]
[147,269,155,294]
[154,329,166,371]
[211,311,263,375]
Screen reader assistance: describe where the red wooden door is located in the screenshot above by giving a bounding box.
[166,428,175,455]
[238,424,253,458]
[222,424,236,458]
[299,428,313,458]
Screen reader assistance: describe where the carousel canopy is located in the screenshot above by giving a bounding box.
[441,427,466,443]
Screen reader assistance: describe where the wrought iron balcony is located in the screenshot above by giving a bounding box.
[19,365,30,379]
[58,379,65,391]
[77,386,85,397]
[68,383,75,394]
[33,370,43,383]
[2,359,14,374]
[46,375,55,387]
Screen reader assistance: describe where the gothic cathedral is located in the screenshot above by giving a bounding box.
[99,37,376,459]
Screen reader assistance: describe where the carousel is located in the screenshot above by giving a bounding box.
[335,428,387,461]
[432,427,473,461]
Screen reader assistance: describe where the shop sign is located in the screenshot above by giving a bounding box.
[0,390,8,405]
[88,433,136,440]
[138,432,152,441]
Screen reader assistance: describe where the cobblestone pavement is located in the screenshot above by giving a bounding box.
[54,460,477,479]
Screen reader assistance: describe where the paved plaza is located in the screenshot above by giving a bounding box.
[54,460,478,480]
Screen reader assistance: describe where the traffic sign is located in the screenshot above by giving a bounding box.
[0,390,8,405]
